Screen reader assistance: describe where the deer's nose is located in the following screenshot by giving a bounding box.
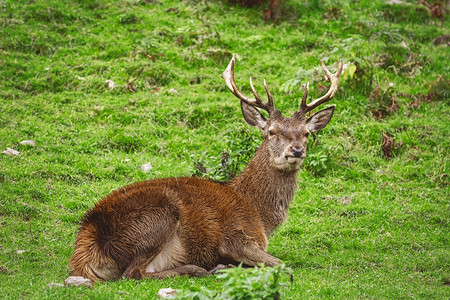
[291,147,304,158]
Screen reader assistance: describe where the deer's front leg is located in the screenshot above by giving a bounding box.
[122,255,155,280]
[139,265,209,279]
[218,230,280,267]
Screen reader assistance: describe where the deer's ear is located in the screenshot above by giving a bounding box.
[241,100,267,130]
[306,106,335,133]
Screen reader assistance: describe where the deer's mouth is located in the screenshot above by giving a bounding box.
[286,156,302,163]
[285,153,305,163]
[272,155,304,172]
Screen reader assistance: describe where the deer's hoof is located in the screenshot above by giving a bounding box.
[123,268,143,280]
[209,264,236,275]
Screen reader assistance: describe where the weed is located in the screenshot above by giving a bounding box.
[331,35,375,94]
[192,126,260,181]
[174,264,293,299]
[429,75,449,100]
[369,84,399,119]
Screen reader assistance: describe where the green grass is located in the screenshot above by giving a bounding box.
[0,0,449,298]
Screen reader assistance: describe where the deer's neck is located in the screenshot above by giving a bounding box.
[228,142,298,237]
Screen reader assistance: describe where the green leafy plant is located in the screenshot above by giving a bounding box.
[304,150,329,175]
[192,126,261,181]
[173,264,293,299]
[304,144,342,176]
[330,35,374,94]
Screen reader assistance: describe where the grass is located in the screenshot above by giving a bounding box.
[0,0,449,298]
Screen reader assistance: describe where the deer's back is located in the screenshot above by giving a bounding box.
[83,177,257,228]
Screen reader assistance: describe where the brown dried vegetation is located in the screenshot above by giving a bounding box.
[419,0,449,18]
[399,75,448,109]
[433,34,450,46]
[226,0,282,22]
[370,84,400,120]
[382,133,403,159]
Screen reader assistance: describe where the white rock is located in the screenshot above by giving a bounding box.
[389,82,395,87]
[64,276,93,288]
[105,80,115,89]
[168,88,178,95]
[3,148,20,156]
[386,0,407,4]
[400,41,408,49]
[77,76,86,81]
[141,163,152,173]
[16,250,26,254]
[158,287,177,298]
[20,140,36,146]
[48,282,65,288]
[122,158,131,162]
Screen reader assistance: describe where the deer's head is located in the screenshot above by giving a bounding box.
[222,54,343,173]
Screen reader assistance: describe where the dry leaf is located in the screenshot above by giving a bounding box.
[3,148,20,156]
[20,140,36,146]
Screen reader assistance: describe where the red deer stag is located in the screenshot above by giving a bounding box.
[69,54,343,281]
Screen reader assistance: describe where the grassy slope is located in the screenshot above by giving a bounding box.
[0,0,448,298]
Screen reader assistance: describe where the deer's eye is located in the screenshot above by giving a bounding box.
[269,130,276,136]
[305,132,309,137]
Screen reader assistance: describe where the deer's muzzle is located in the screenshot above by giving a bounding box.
[291,147,304,158]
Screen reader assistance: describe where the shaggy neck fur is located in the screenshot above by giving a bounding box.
[228,140,299,237]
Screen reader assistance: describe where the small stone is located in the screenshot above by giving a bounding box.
[322,195,333,201]
[386,0,407,4]
[48,282,65,288]
[77,76,86,81]
[64,276,93,288]
[3,148,20,156]
[105,80,115,89]
[122,158,131,162]
[336,196,353,205]
[140,163,152,173]
[158,287,177,298]
[168,88,178,95]
[400,41,408,49]
[341,197,352,205]
[93,105,104,112]
[20,140,36,146]
[16,250,26,254]
[117,291,129,295]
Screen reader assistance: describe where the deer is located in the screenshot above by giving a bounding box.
[68,54,343,282]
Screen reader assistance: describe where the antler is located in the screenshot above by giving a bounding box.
[222,54,275,113]
[299,59,343,114]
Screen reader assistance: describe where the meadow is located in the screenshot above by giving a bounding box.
[0,0,448,298]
